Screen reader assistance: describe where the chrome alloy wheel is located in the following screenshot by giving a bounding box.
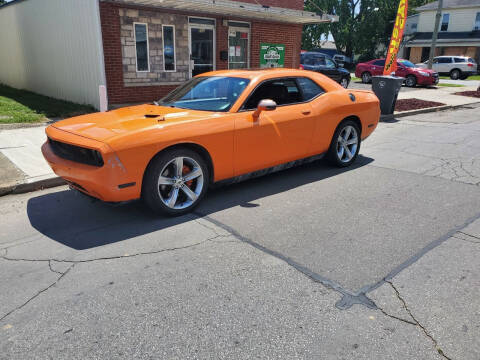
[336,125,359,163]
[157,156,204,210]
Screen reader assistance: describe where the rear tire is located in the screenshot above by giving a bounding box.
[142,148,209,216]
[450,69,461,80]
[327,120,361,168]
[361,72,372,84]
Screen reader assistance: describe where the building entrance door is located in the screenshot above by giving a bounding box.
[189,18,215,77]
[228,23,250,69]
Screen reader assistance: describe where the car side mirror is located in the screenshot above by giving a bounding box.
[253,99,277,119]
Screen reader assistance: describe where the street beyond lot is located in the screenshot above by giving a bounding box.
[1,104,480,359]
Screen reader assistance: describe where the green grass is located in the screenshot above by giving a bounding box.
[351,76,361,82]
[436,83,466,87]
[439,75,480,80]
[0,84,95,124]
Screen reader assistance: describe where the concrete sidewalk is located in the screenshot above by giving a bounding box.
[0,126,64,195]
[397,84,480,106]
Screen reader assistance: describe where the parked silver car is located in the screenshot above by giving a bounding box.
[416,56,478,80]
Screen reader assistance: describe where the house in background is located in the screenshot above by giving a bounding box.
[404,0,480,64]
[0,0,334,109]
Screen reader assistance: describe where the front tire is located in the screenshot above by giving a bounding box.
[405,75,417,87]
[142,148,209,216]
[327,120,361,168]
[340,77,350,88]
[361,72,372,84]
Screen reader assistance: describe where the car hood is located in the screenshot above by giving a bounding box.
[52,104,216,143]
[413,67,436,74]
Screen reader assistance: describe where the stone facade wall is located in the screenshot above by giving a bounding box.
[119,8,190,87]
[99,1,304,105]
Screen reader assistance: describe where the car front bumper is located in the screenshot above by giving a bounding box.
[42,127,141,202]
[417,74,439,85]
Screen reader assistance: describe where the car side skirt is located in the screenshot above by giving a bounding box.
[212,153,325,188]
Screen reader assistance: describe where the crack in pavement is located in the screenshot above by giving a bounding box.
[48,260,65,275]
[0,263,75,323]
[0,233,231,323]
[0,234,229,265]
[457,231,480,241]
[385,281,453,360]
[451,235,480,245]
[193,211,377,310]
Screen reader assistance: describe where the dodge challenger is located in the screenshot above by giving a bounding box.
[42,69,380,215]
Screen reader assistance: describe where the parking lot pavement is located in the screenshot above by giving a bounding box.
[1,104,479,359]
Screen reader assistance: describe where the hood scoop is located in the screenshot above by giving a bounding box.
[144,114,165,121]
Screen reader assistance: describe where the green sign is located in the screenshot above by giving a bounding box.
[260,43,285,68]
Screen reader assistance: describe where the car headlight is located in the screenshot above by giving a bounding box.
[419,71,430,77]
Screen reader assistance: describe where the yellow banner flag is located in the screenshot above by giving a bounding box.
[384,0,408,75]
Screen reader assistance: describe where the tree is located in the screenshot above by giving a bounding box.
[302,0,436,59]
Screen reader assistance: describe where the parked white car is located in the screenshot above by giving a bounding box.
[416,56,477,80]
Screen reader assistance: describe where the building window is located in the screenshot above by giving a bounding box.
[475,12,480,30]
[134,23,149,72]
[440,13,449,31]
[162,25,176,72]
[411,23,417,32]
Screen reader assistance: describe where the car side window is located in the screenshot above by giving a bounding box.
[297,78,325,101]
[325,58,336,69]
[314,56,326,66]
[243,78,303,110]
[373,60,385,66]
[433,58,439,64]
[438,57,452,64]
[454,58,465,63]
[304,55,315,66]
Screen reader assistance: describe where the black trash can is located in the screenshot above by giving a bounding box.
[371,76,404,115]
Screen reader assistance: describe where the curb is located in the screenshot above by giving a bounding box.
[0,118,61,130]
[392,100,480,119]
[0,177,66,197]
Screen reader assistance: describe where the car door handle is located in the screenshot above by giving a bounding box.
[302,110,311,115]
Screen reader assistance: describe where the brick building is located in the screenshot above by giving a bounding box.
[0,0,334,109]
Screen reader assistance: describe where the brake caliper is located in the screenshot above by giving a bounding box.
[182,165,194,187]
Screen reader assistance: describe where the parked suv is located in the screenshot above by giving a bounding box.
[355,58,439,87]
[416,56,478,80]
[300,52,351,88]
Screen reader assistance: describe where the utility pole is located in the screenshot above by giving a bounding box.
[427,0,443,69]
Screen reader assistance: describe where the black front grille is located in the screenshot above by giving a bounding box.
[49,138,104,167]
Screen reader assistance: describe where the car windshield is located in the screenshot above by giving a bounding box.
[158,76,250,112]
[398,59,415,68]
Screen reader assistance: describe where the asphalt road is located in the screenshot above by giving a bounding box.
[1,104,480,359]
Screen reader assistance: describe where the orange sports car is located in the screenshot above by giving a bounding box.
[42,69,380,215]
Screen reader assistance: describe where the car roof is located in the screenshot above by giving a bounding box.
[197,68,315,80]
[302,51,333,58]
